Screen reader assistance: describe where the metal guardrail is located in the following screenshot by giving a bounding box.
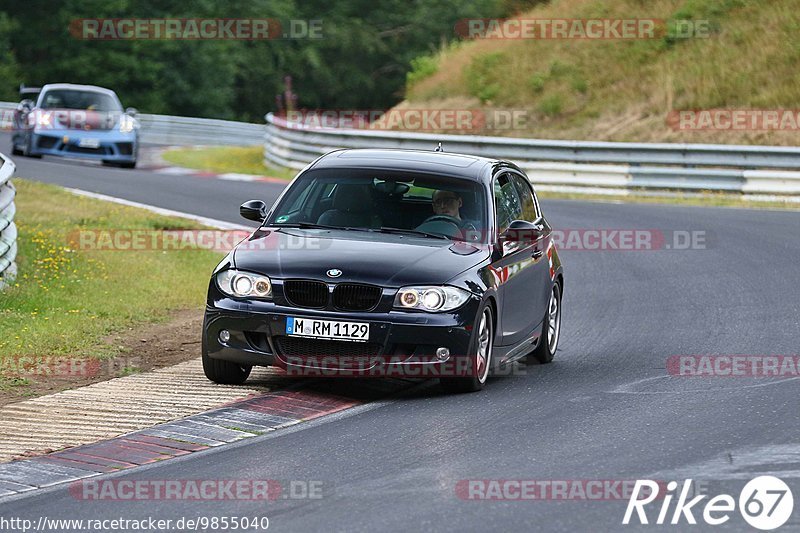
[137,113,263,146]
[0,101,263,146]
[0,152,17,289]
[263,113,800,197]
[3,100,800,196]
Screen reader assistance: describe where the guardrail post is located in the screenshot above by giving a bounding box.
[0,153,17,290]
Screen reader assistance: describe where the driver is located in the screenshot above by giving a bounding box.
[431,190,463,220]
[422,190,479,240]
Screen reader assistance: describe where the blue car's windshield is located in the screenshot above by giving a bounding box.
[39,90,121,112]
[268,169,488,243]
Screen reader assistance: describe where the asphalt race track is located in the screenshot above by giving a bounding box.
[2,141,799,532]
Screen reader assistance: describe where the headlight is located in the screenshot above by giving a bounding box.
[36,112,51,127]
[394,285,471,312]
[119,115,136,133]
[216,270,272,299]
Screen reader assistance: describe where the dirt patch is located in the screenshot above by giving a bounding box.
[0,309,205,408]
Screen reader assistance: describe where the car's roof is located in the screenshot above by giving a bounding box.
[310,149,505,181]
[40,83,118,97]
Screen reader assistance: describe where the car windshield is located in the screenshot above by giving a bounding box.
[267,169,488,242]
[39,89,121,112]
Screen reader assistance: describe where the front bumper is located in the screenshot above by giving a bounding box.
[29,129,137,162]
[203,296,482,378]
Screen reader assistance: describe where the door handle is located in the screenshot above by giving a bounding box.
[532,250,543,259]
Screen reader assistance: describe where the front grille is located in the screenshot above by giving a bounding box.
[66,145,108,155]
[284,280,328,308]
[274,336,382,359]
[37,136,58,149]
[332,283,382,311]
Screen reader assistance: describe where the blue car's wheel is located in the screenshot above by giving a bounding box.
[102,160,137,169]
[22,134,42,158]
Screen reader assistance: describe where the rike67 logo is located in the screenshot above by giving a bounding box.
[624,476,794,530]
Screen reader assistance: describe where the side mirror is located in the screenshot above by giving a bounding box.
[500,219,545,245]
[125,107,138,117]
[240,200,267,223]
[18,99,34,113]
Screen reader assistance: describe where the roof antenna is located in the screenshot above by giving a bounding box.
[435,142,443,152]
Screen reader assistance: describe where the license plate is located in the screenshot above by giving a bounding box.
[286,317,369,342]
[79,138,100,148]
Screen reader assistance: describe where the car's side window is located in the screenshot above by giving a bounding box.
[493,173,522,234]
[510,174,538,222]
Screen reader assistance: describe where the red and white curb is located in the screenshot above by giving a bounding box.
[0,378,413,497]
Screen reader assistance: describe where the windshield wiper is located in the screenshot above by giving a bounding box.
[270,223,451,240]
[377,227,450,240]
[269,222,372,232]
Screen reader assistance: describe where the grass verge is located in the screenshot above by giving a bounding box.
[162,145,296,180]
[0,179,222,362]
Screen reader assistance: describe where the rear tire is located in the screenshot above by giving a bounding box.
[528,283,562,364]
[202,334,252,385]
[440,305,494,393]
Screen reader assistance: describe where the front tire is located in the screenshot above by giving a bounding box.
[440,304,494,393]
[22,134,41,158]
[528,282,562,364]
[202,334,252,385]
[104,160,137,169]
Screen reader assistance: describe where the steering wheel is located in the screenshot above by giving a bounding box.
[421,214,462,228]
[419,215,481,240]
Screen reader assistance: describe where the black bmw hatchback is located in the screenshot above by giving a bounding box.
[202,148,563,393]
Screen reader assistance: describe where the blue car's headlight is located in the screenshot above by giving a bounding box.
[394,285,471,312]
[216,270,272,299]
[37,112,52,128]
[119,115,137,133]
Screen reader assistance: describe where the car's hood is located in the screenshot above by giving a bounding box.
[232,228,490,287]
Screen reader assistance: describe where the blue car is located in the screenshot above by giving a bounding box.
[11,83,139,168]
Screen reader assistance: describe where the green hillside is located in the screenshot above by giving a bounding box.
[402,0,800,145]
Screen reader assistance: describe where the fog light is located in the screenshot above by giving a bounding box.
[219,330,230,343]
[436,347,450,361]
